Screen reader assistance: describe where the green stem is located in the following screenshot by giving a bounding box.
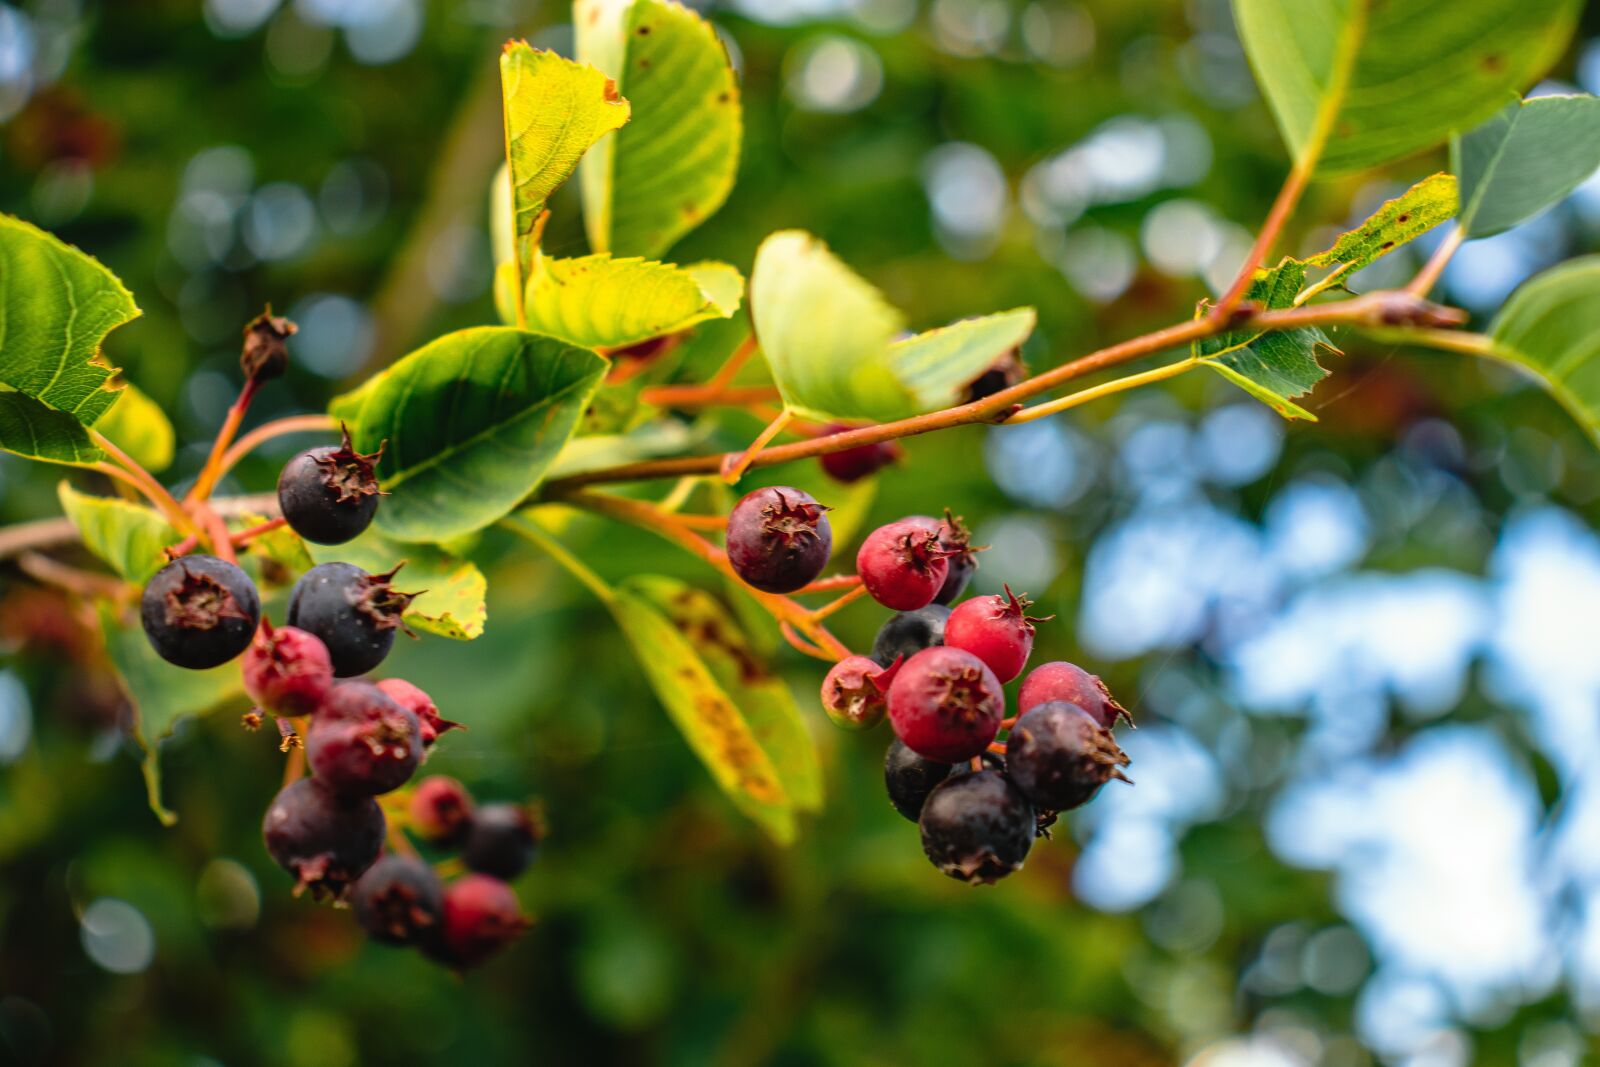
[1008,357,1199,424]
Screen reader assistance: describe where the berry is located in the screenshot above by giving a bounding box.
[350,854,444,946]
[944,585,1048,684]
[241,620,333,716]
[962,348,1026,403]
[725,486,833,593]
[883,738,952,822]
[140,555,261,670]
[463,803,543,880]
[306,682,423,796]
[820,655,901,731]
[919,512,980,605]
[857,520,950,611]
[886,646,1004,763]
[276,426,384,545]
[286,561,417,677]
[818,425,902,483]
[409,775,475,847]
[919,769,1034,885]
[240,308,297,382]
[1005,701,1131,811]
[376,677,461,747]
[1017,661,1132,730]
[429,874,528,967]
[261,777,385,899]
[869,604,951,668]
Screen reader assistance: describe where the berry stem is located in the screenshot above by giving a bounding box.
[795,574,863,595]
[719,408,793,484]
[1407,226,1464,298]
[706,333,759,391]
[197,504,237,564]
[779,621,837,662]
[88,429,196,534]
[386,824,422,860]
[232,516,288,547]
[16,551,129,600]
[638,384,781,410]
[808,582,869,622]
[1007,357,1198,425]
[216,413,339,480]
[986,742,1007,757]
[669,512,729,531]
[187,377,263,504]
[281,738,305,787]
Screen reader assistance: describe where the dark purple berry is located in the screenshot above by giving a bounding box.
[725,486,833,594]
[306,682,423,796]
[857,520,951,611]
[350,854,444,946]
[428,874,529,968]
[919,769,1034,885]
[286,561,417,677]
[261,777,385,900]
[817,424,902,483]
[140,555,261,670]
[884,737,952,822]
[241,620,333,716]
[886,646,1004,763]
[962,348,1025,403]
[820,654,900,731]
[376,678,461,747]
[276,426,384,545]
[1018,661,1132,730]
[463,803,542,880]
[1005,701,1131,811]
[944,585,1049,684]
[869,603,951,668]
[908,511,980,605]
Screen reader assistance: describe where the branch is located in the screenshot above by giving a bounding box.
[0,493,279,561]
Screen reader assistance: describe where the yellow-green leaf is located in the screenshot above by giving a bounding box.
[516,253,743,348]
[1195,260,1339,422]
[890,309,1036,413]
[58,482,177,582]
[1305,173,1459,283]
[0,390,103,465]
[94,382,175,473]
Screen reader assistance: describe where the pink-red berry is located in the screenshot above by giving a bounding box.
[857,520,951,611]
[1017,661,1132,730]
[820,655,901,731]
[375,677,461,747]
[886,646,1004,762]
[944,586,1048,684]
[725,486,833,594]
[242,620,334,717]
[429,874,529,968]
[306,682,423,796]
[409,776,475,847]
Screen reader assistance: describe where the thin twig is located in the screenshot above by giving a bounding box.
[1407,227,1464,298]
[217,413,338,479]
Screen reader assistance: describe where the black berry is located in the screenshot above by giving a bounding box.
[276,426,384,545]
[463,803,542,880]
[725,486,833,594]
[350,854,444,946]
[261,777,385,900]
[140,555,261,670]
[884,737,952,822]
[305,682,423,796]
[918,769,1034,885]
[869,603,951,668]
[1005,701,1131,811]
[962,348,1025,403]
[286,561,417,677]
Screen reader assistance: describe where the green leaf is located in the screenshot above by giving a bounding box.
[517,253,743,348]
[1488,256,1600,446]
[308,531,487,640]
[623,576,821,814]
[233,510,314,586]
[1305,173,1459,280]
[1453,94,1600,239]
[1232,0,1582,176]
[349,327,608,543]
[0,214,140,424]
[94,382,175,473]
[577,0,741,259]
[1195,260,1339,421]
[58,483,176,582]
[889,309,1036,413]
[0,390,104,465]
[500,42,631,282]
[98,601,243,825]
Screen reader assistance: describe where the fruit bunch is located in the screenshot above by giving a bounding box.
[726,483,1133,886]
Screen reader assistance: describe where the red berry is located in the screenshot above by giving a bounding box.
[818,425,902,483]
[857,520,951,611]
[242,620,334,717]
[725,486,833,594]
[306,682,423,796]
[376,678,461,747]
[1005,701,1131,811]
[409,776,475,847]
[261,777,385,900]
[887,646,1004,762]
[429,874,529,968]
[820,654,901,731]
[910,511,980,605]
[944,585,1048,683]
[1017,661,1132,730]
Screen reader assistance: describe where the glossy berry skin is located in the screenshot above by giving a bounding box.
[857,520,950,611]
[820,655,900,731]
[1006,701,1131,811]
[306,682,423,796]
[944,586,1045,684]
[817,425,902,483]
[907,512,979,605]
[350,855,444,946]
[376,677,461,747]
[463,803,542,880]
[919,769,1034,885]
[1018,661,1132,730]
[140,555,261,669]
[887,646,1004,763]
[408,776,475,847]
[286,562,416,677]
[241,621,333,716]
[276,430,383,545]
[262,777,385,900]
[725,486,833,594]
[884,738,953,822]
[429,874,528,968]
[869,604,950,668]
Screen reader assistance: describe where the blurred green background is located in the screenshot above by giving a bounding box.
[4,1,1600,1064]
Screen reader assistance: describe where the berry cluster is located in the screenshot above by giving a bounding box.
[726,485,1132,885]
